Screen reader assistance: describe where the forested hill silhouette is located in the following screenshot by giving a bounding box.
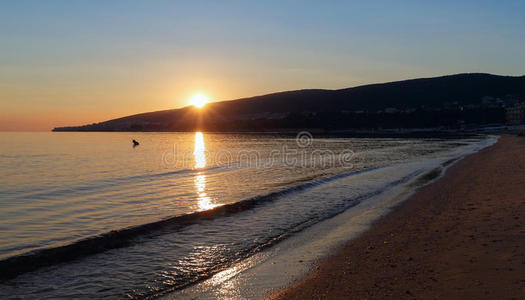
[53,73,525,132]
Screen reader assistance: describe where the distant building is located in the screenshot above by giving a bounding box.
[481,96,494,105]
[384,107,399,113]
[505,104,525,125]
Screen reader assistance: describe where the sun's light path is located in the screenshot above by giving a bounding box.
[190,94,209,108]
[194,132,206,169]
[193,132,218,211]
[194,174,217,211]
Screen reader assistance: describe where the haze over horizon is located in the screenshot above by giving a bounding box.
[1,0,525,131]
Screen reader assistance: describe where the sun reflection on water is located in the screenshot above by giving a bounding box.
[193,132,218,211]
[194,174,218,211]
[194,132,206,169]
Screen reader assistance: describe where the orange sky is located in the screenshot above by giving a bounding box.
[2,53,422,131]
[0,66,378,131]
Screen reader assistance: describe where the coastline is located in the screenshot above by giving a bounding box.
[270,135,525,299]
[163,136,497,299]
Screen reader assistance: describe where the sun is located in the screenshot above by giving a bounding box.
[190,94,209,108]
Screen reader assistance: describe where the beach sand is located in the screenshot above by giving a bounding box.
[270,135,525,299]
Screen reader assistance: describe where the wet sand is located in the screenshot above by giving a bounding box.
[271,135,525,299]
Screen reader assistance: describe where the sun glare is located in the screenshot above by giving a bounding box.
[190,94,209,108]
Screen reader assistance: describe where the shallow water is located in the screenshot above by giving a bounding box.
[0,132,489,299]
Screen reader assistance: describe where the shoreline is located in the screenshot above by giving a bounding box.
[163,136,497,299]
[270,135,525,299]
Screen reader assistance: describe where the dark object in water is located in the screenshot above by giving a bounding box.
[132,139,140,147]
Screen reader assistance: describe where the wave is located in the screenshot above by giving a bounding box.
[148,167,425,298]
[0,165,388,282]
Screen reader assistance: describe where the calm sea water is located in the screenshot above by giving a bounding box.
[0,132,492,299]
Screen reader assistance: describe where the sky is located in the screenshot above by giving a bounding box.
[1,0,525,131]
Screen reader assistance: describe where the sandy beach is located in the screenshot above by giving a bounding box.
[271,135,525,299]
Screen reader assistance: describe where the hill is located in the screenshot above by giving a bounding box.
[53,73,525,132]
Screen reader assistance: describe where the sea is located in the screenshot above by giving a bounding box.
[0,132,497,299]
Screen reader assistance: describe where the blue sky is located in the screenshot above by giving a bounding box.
[1,0,524,130]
